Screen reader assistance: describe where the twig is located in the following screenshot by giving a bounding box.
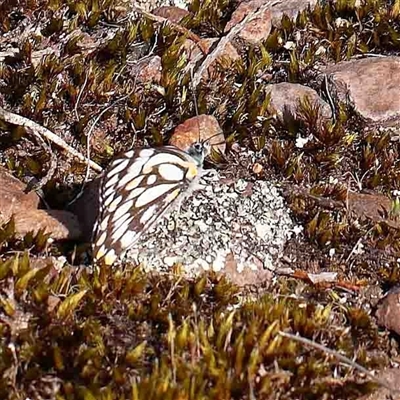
[130,3,209,54]
[74,71,89,120]
[278,330,398,394]
[351,53,387,59]
[84,93,132,181]
[189,67,202,142]
[322,74,336,124]
[283,184,344,211]
[68,90,136,206]
[345,226,374,263]
[0,107,102,172]
[192,0,282,87]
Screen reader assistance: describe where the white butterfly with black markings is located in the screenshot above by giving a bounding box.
[92,140,212,266]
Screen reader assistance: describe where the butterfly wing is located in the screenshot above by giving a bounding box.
[92,146,201,266]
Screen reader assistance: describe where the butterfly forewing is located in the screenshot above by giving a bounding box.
[92,146,202,266]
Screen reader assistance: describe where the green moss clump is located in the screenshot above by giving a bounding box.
[0,255,387,399]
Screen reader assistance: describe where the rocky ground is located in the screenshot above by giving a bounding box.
[0,0,400,399]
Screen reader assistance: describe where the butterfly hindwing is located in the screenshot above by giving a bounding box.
[92,146,201,266]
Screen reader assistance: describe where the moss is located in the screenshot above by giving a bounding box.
[0,257,388,398]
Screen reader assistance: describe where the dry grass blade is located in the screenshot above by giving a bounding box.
[0,107,103,173]
[278,331,399,394]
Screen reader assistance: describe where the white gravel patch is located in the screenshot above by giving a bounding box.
[126,169,297,277]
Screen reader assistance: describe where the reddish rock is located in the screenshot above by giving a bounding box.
[183,37,240,80]
[152,6,190,23]
[47,295,61,313]
[0,166,40,225]
[0,167,82,240]
[323,57,400,125]
[376,286,400,336]
[224,0,317,45]
[225,1,272,45]
[270,0,318,26]
[360,368,400,400]
[169,115,226,153]
[264,82,332,122]
[347,192,400,229]
[14,210,82,240]
[131,55,162,84]
[222,252,273,287]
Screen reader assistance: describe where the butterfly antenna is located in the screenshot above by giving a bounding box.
[189,67,201,143]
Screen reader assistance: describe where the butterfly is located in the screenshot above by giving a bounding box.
[92,140,213,266]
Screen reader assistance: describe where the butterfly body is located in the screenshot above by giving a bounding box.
[92,142,210,266]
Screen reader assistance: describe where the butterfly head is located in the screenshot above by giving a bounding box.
[186,140,211,166]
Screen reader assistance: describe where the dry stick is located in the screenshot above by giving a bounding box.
[279,331,398,394]
[131,3,209,55]
[192,0,282,88]
[0,107,102,172]
[345,226,375,263]
[68,90,136,206]
[85,91,134,180]
[74,71,89,120]
[189,67,202,143]
[322,74,336,124]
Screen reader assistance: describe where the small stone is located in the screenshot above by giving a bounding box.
[322,56,400,125]
[0,167,82,240]
[152,5,190,23]
[264,82,332,122]
[269,0,318,26]
[125,173,294,285]
[169,114,226,153]
[130,55,162,84]
[376,287,400,336]
[182,37,241,80]
[224,0,317,45]
[14,210,82,240]
[348,191,400,229]
[252,163,263,174]
[359,368,400,400]
[0,166,40,225]
[47,295,61,313]
[224,0,272,45]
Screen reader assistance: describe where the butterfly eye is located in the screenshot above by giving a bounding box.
[194,143,203,153]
